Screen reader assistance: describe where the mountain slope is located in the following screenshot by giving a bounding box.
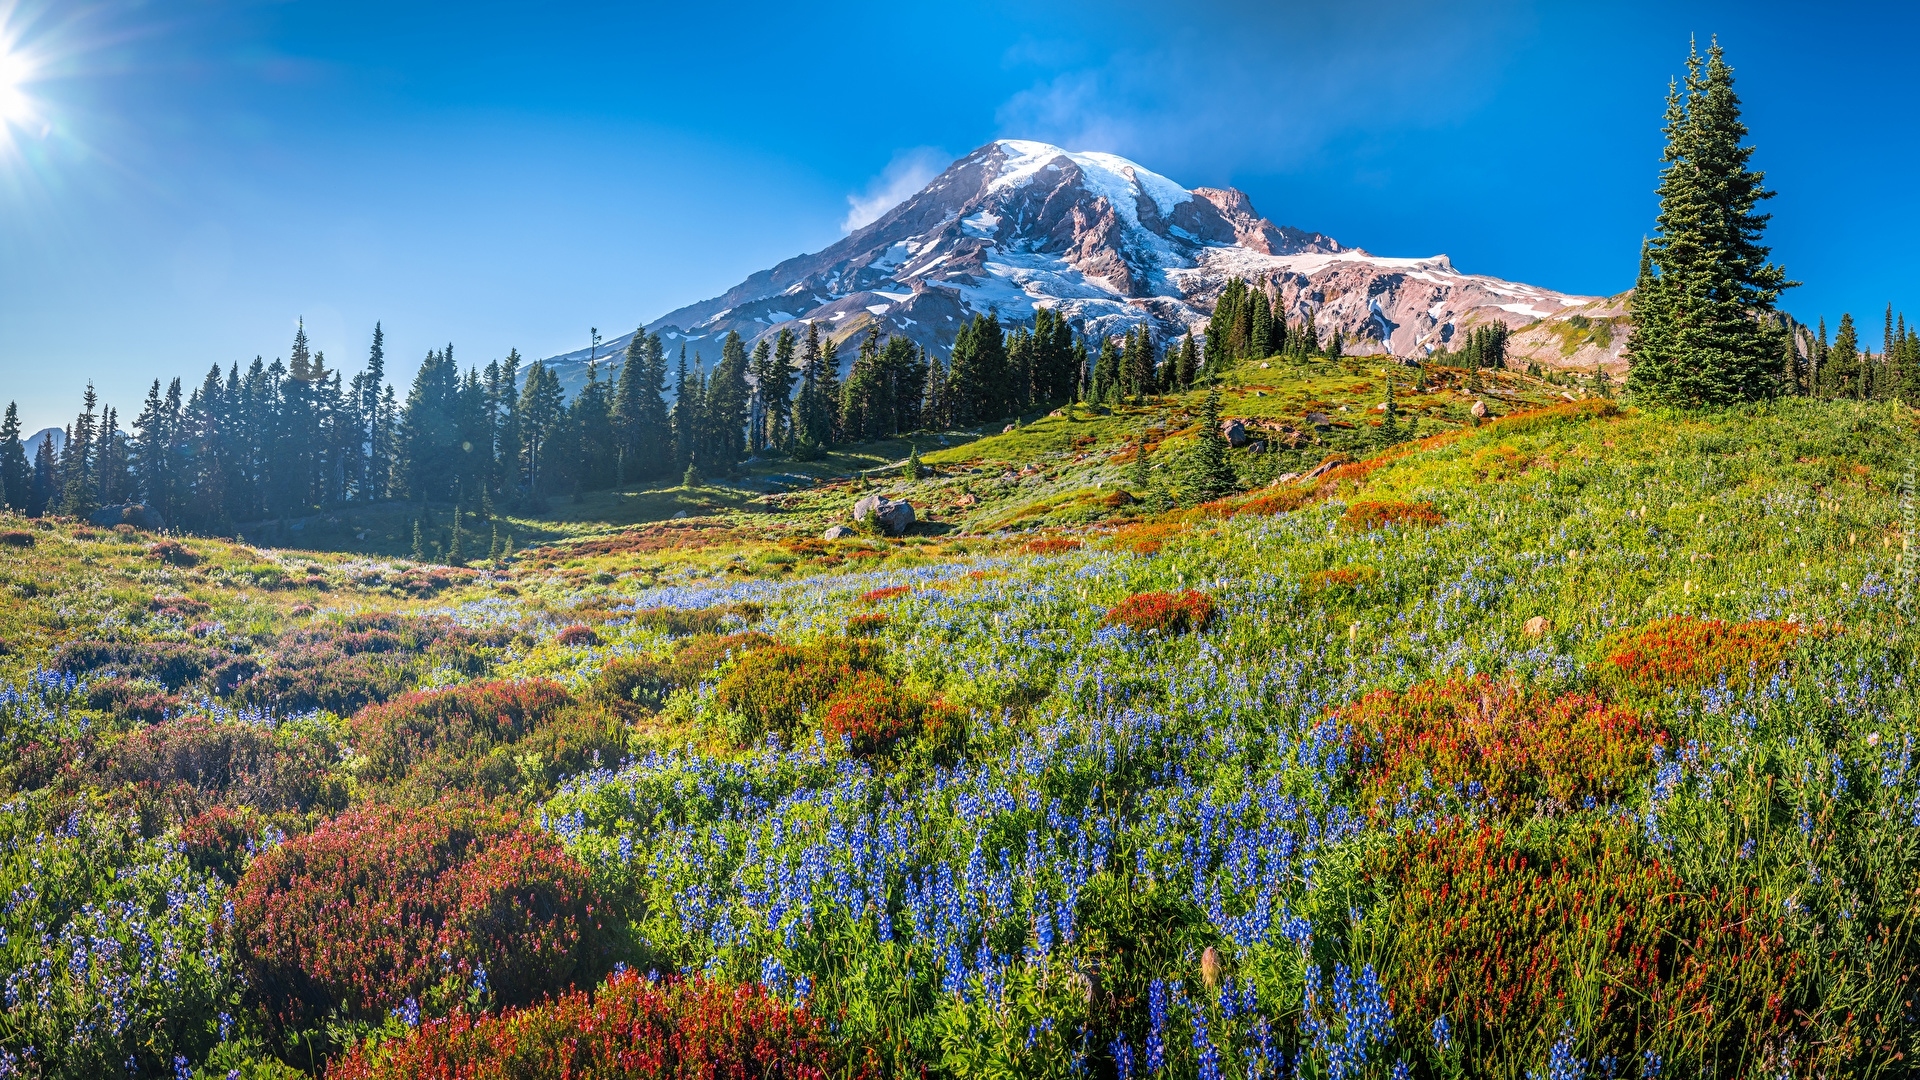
[545,141,1624,390]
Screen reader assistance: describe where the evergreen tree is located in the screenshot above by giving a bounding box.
[1090,335,1122,404]
[1830,314,1862,400]
[0,403,28,512]
[1175,331,1199,390]
[1123,326,1156,400]
[923,354,949,431]
[670,346,695,470]
[573,359,616,489]
[400,347,461,501]
[1178,389,1237,503]
[1626,38,1793,406]
[706,331,752,468]
[60,384,99,517]
[27,433,54,517]
[947,313,1006,425]
[518,361,566,504]
[841,325,891,442]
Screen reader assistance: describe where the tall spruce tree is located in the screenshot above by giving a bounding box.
[1626,38,1793,406]
[0,403,27,512]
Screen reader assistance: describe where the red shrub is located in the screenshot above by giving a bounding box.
[1600,615,1807,695]
[1305,566,1379,596]
[0,529,33,547]
[178,804,269,884]
[1021,537,1083,555]
[351,679,576,785]
[846,612,890,636]
[234,613,513,715]
[1207,485,1314,517]
[821,673,962,756]
[232,801,609,1033]
[1341,499,1445,531]
[1342,675,1660,814]
[1103,590,1215,635]
[103,715,345,831]
[330,972,858,1080]
[86,676,183,723]
[557,624,602,647]
[147,538,201,566]
[1382,823,1799,1069]
[858,585,911,605]
[714,640,884,742]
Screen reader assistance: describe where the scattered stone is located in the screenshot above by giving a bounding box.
[1373,401,1390,412]
[853,494,916,536]
[1470,400,1489,419]
[1259,362,1271,369]
[671,510,689,519]
[1523,616,1552,637]
[1221,419,1249,447]
[823,524,855,540]
[1302,458,1342,481]
[953,492,979,508]
[1305,412,1332,428]
[1002,424,1016,433]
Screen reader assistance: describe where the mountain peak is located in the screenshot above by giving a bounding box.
[539,144,1614,392]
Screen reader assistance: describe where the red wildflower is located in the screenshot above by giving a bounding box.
[1341,499,1445,531]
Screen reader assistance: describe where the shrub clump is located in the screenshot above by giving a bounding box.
[231,801,610,1034]
[821,673,963,757]
[1102,590,1215,635]
[713,639,884,743]
[146,538,201,566]
[234,612,512,716]
[1341,675,1661,815]
[858,585,912,605]
[0,529,34,547]
[1021,537,1082,555]
[329,971,857,1080]
[1600,615,1807,695]
[351,679,616,801]
[102,715,347,832]
[555,624,601,647]
[591,631,776,712]
[1382,822,1799,1073]
[1341,499,1445,531]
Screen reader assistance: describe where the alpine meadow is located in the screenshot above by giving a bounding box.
[8,25,1920,1080]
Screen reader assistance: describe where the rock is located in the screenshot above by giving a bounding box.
[1002,424,1016,433]
[1523,615,1552,637]
[1248,440,1267,454]
[823,524,855,540]
[88,504,166,531]
[1302,457,1343,481]
[1048,409,1064,418]
[671,510,689,520]
[1275,472,1301,484]
[1470,400,1489,419]
[1305,412,1332,428]
[1373,401,1390,412]
[853,494,915,536]
[1259,362,1271,369]
[1221,419,1249,447]
[953,492,979,508]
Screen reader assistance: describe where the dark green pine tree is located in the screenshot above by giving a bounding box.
[60,384,99,517]
[611,330,649,482]
[766,327,798,450]
[1179,388,1238,504]
[0,403,28,511]
[1830,314,1861,400]
[948,313,1006,425]
[1247,290,1273,360]
[1175,331,1199,390]
[1626,38,1793,406]
[670,346,695,470]
[1090,335,1121,404]
[794,324,834,452]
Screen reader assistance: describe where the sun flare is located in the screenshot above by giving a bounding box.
[0,44,30,126]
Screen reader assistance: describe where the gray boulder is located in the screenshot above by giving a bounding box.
[853,494,916,536]
[88,504,166,531]
[823,524,855,540]
[1221,419,1249,447]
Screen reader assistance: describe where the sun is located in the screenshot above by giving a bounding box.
[0,41,33,126]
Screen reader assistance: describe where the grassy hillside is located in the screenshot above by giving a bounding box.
[2,360,1917,1079]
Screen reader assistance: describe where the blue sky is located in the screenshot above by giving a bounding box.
[1,0,1916,432]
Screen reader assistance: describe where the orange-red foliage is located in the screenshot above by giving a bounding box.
[1342,676,1660,813]
[1383,823,1798,1065]
[1600,615,1808,695]
[329,972,861,1080]
[820,673,962,756]
[1341,499,1445,531]
[1103,590,1216,635]
[859,585,912,605]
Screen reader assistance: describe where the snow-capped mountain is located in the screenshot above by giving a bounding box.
[543,140,1624,389]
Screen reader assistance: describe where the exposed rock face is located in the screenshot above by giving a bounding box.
[543,140,1623,391]
[852,495,915,536]
[1221,419,1248,448]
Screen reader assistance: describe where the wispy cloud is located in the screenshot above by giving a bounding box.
[841,146,949,232]
[993,0,1531,183]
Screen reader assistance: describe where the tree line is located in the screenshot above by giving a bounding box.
[0,310,1123,527]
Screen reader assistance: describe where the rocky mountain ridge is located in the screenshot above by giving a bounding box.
[544,140,1626,390]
